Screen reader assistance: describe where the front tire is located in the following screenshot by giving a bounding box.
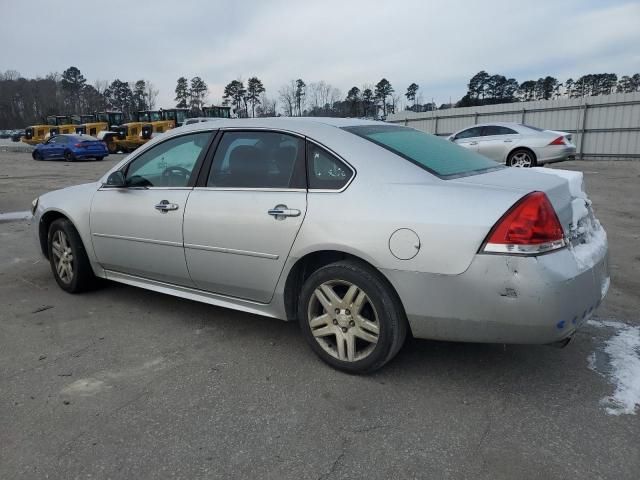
[32,151,42,161]
[298,260,407,373]
[47,218,97,293]
[507,149,536,168]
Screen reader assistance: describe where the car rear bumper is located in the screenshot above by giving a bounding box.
[382,238,609,344]
[536,145,577,164]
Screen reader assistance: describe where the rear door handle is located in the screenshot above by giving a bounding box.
[504,139,513,143]
[268,205,301,219]
[155,200,179,213]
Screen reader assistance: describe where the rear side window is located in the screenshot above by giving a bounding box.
[343,125,501,179]
[207,131,305,189]
[307,142,353,190]
[483,125,518,136]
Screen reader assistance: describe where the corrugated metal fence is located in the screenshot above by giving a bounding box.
[387,91,640,160]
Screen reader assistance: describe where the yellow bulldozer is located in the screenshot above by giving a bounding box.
[112,110,181,153]
[21,115,77,145]
[21,122,53,146]
[46,115,76,136]
[75,112,124,153]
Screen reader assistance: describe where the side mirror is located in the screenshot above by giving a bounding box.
[103,171,126,188]
[448,135,456,142]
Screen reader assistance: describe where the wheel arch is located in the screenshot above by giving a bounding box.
[507,146,537,165]
[38,210,77,259]
[282,249,408,331]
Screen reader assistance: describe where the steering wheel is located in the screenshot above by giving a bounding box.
[161,166,190,180]
[162,166,190,177]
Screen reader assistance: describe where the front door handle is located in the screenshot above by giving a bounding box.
[155,200,179,213]
[503,139,513,143]
[268,205,301,219]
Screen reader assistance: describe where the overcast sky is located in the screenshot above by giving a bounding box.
[2,0,639,108]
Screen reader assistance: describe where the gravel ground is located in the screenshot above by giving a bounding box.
[0,152,638,479]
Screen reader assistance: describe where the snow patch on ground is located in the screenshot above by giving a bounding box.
[588,319,640,415]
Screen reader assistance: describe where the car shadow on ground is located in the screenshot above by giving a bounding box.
[91,279,599,393]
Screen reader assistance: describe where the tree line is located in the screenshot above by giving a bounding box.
[0,66,162,129]
[455,71,640,108]
[3,65,640,128]
[212,77,399,119]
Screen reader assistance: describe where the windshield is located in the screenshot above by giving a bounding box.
[138,112,150,122]
[176,111,187,124]
[343,125,502,179]
[81,115,95,123]
[46,117,56,126]
[150,112,162,122]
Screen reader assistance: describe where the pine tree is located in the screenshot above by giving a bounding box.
[174,77,190,108]
[246,77,265,118]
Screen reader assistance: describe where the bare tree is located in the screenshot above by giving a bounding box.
[145,80,159,110]
[278,81,296,116]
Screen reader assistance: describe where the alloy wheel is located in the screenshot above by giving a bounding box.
[51,230,74,284]
[307,280,380,362]
[511,152,532,167]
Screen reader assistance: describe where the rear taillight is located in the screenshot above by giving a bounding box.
[548,136,566,146]
[74,143,82,147]
[482,192,566,255]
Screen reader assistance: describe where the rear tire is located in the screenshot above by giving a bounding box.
[47,219,98,293]
[507,148,537,168]
[64,150,76,162]
[95,156,105,161]
[298,260,407,374]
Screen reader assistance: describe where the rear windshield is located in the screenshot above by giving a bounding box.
[342,125,502,178]
[74,135,98,141]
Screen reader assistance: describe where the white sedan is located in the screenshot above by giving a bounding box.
[448,122,576,167]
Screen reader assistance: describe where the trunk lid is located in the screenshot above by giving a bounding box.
[451,166,606,269]
[450,167,576,234]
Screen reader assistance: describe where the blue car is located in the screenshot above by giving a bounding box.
[32,134,109,162]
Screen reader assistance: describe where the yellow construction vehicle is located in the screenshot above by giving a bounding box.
[46,115,76,136]
[161,108,189,127]
[75,112,124,153]
[113,110,179,152]
[203,105,231,119]
[21,121,53,145]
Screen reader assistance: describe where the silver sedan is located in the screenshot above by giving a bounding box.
[448,122,577,167]
[32,118,608,373]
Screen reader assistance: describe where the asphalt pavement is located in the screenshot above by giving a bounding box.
[1,152,638,479]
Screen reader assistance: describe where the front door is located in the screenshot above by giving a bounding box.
[183,130,307,302]
[90,130,214,286]
[453,126,482,153]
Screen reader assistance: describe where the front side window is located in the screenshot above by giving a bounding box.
[307,143,353,190]
[343,125,501,179]
[125,132,213,188]
[455,127,482,139]
[207,131,305,189]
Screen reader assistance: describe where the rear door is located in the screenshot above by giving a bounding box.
[183,130,307,302]
[476,125,520,162]
[453,126,482,152]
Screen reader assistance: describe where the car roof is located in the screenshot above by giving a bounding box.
[172,117,390,138]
